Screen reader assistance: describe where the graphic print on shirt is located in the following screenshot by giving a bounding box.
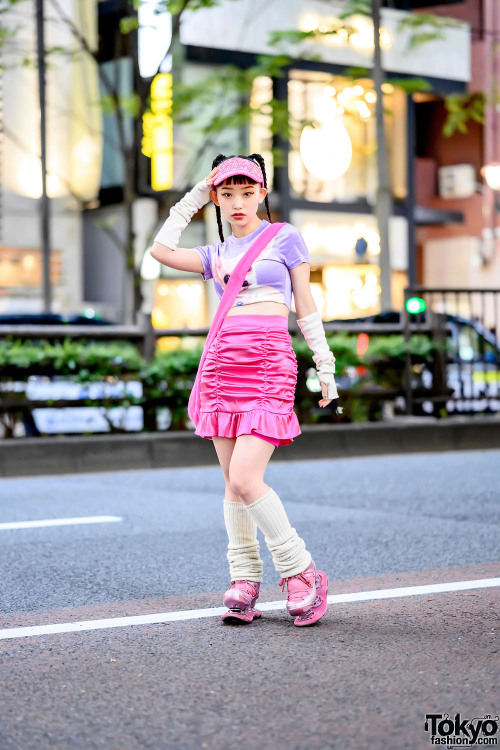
[212,236,284,305]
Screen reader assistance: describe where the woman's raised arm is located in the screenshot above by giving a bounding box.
[149,242,204,275]
[149,166,220,273]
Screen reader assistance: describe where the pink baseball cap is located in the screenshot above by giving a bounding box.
[213,156,264,187]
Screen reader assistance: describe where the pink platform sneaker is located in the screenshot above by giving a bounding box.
[279,559,328,627]
[221,580,263,624]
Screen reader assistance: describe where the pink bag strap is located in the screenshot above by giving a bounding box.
[206,222,286,346]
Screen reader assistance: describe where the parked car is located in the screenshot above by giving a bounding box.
[328,309,499,364]
[325,310,500,415]
[0,312,115,326]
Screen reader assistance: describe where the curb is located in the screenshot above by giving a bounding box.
[1,416,500,477]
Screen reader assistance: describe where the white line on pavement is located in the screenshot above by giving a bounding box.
[0,577,498,640]
[0,516,123,531]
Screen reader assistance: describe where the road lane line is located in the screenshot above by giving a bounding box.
[0,516,123,531]
[1,577,498,640]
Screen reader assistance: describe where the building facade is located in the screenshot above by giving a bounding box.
[3,1,495,329]
[143,0,472,333]
[414,0,500,315]
[0,0,102,316]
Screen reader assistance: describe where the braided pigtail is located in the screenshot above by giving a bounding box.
[247,153,272,223]
[211,153,228,242]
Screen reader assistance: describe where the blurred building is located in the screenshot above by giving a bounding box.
[413,0,500,301]
[0,0,103,316]
[2,1,497,326]
[144,0,474,330]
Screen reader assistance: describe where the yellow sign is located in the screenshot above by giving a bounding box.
[142,73,173,191]
[472,370,500,383]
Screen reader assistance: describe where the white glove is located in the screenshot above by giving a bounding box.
[154,180,212,249]
[297,311,339,400]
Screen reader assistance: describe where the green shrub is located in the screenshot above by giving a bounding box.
[0,331,444,434]
[0,338,143,380]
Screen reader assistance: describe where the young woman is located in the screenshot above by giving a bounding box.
[150,153,338,626]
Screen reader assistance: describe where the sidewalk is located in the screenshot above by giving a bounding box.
[1,415,500,477]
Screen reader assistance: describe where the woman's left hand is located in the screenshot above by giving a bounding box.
[318,381,332,408]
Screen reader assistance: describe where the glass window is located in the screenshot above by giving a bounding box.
[457,325,479,362]
[290,209,408,318]
[482,336,497,364]
[287,69,407,203]
[0,247,63,290]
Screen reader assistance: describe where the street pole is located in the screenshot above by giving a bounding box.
[35,0,51,313]
[372,0,393,312]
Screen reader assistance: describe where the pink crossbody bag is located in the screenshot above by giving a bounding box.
[188,222,286,427]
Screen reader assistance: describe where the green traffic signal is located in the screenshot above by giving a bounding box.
[406,296,427,314]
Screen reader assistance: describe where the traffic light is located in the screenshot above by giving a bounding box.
[406,296,427,314]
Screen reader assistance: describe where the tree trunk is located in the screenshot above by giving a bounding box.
[372,0,393,312]
[122,145,138,325]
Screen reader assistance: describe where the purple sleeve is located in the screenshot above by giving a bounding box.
[192,244,213,281]
[281,226,310,269]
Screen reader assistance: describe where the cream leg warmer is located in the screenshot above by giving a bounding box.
[244,487,312,578]
[223,500,264,582]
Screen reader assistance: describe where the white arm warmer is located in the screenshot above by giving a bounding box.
[297,311,339,400]
[154,180,212,249]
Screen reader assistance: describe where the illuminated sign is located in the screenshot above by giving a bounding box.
[142,73,173,191]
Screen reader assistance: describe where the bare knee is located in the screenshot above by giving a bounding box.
[229,480,251,502]
[224,481,242,503]
[228,472,267,503]
[227,436,274,502]
[228,461,249,497]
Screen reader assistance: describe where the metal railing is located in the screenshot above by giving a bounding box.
[0,314,417,433]
[3,291,499,431]
[0,314,425,356]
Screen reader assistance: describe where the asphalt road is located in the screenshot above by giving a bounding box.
[0,449,498,750]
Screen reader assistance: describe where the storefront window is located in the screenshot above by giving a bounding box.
[0,247,62,292]
[288,69,407,203]
[291,209,408,319]
[152,277,206,351]
[144,217,210,350]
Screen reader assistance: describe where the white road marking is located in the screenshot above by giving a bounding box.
[0,577,498,640]
[0,516,123,531]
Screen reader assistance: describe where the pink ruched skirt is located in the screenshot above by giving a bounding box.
[195,314,301,447]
